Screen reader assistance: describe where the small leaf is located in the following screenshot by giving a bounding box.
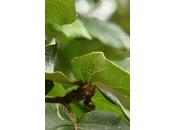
[45,0,77,25]
[45,71,73,84]
[52,19,92,40]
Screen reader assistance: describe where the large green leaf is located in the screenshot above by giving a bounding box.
[71,52,129,87]
[80,17,130,50]
[45,103,129,130]
[45,0,77,25]
[71,52,130,118]
[78,111,129,130]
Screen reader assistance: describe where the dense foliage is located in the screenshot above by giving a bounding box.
[45,0,130,129]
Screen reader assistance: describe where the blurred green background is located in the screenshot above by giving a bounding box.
[46,0,130,77]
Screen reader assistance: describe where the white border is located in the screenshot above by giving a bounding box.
[0,0,175,129]
[0,0,44,129]
[131,0,175,129]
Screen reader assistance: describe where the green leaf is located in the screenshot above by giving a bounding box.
[71,52,129,87]
[45,71,73,84]
[47,82,66,96]
[80,17,130,50]
[45,103,72,130]
[71,52,130,118]
[52,19,92,40]
[78,111,129,130]
[55,39,129,73]
[93,90,129,123]
[71,52,106,82]
[45,0,77,25]
[95,82,130,119]
[45,103,129,130]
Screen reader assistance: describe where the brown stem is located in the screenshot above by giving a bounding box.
[69,112,78,130]
[45,84,96,110]
[45,96,65,104]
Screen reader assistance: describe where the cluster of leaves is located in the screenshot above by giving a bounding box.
[45,0,130,130]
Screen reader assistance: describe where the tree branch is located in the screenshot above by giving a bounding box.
[45,84,96,110]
